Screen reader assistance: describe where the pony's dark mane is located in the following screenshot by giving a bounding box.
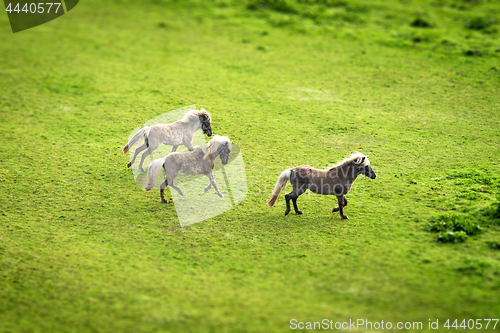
[198,109,212,122]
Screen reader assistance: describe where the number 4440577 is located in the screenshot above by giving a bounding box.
[444,319,498,330]
[5,3,62,14]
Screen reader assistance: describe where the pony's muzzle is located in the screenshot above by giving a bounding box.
[370,173,377,179]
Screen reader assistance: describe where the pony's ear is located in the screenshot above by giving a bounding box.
[360,156,366,164]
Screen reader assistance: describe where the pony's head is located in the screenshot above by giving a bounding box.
[207,135,232,164]
[198,109,212,137]
[352,152,377,179]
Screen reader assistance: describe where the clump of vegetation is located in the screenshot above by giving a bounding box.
[427,214,483,235]
[465,16,495,31]
[411,17,432,28]
[427,214,483,243]
[437,231,468,243]
[478,197,500,222]
[487,241,500,250]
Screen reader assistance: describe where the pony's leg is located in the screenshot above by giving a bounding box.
[160,180,169,203]
[336,195,349,219]
[162,169,182,196]
[138,151,151,172]
[284,186,305,216]
[169,180,184,196]
[127,142,148,168]
[138,142,160,172]
[292,197,303,215]
[171,146,178,152]
[332,195,348,212]
[206,173,224,197]
[204,183,212,193]
[284,193,292,216]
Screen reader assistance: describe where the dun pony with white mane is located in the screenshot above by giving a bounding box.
[144,135,232,203]
[267,152,376,219]
[122,109,212,172]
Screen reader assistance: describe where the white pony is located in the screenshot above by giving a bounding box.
[144,135,232,203]
[122,109,212,172]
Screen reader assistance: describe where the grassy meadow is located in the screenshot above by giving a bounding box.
[0,0,499,331]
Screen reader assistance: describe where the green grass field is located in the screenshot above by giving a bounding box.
[1,0,499,331]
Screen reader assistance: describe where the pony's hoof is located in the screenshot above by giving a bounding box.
[332,207,340,212]
[218,193,224,198]
[284,210,290,216]
[139,168,145,172]
[296,211,303,215]
[161,199,169,204]
[341,215,349,220]
[127,162,132,168]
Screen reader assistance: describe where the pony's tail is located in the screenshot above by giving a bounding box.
[122,127,150,154]
[143,157,165,191]
[267,169,291,207]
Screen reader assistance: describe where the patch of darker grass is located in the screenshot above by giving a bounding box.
[344,2,370,13]
[437,0,482,11]
[479,197,500,222]
[487,241,500,250]
[492,197,500,219]
[456,259,492,276]
[464,49,483,56]
[446,169,496,185]
[332,11,363,23]
[465,16,495,30]
[411,17,432,28]
[247,0,298,13]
